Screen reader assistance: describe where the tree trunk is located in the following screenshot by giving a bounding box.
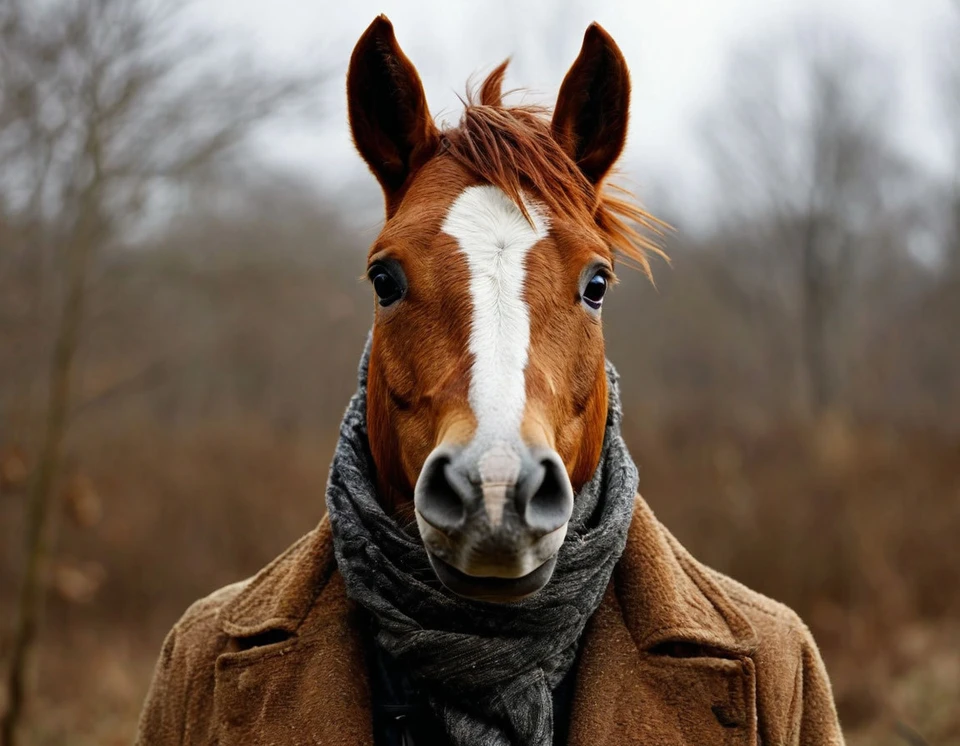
[800,215,836,419]
[1,217,97,746]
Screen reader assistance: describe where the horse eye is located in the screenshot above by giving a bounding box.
[369,266,403,307]
[582,272,607,310]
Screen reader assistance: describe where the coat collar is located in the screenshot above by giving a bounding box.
[218,495,757,657]
[218,516,337,638]
[614,496,757,655]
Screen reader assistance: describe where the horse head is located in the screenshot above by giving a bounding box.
[347,15,661,602]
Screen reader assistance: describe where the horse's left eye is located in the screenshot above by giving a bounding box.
[582,272,607,310]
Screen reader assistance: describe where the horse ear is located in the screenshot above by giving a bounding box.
[348,16,439,210]
[551,23,630,185]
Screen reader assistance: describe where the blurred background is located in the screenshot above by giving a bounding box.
[1,0,958,744]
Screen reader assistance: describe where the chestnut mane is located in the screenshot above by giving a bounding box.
[441,62,668,277]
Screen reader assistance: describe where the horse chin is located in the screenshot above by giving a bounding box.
[426,553,558,603]
[415,512,568,602]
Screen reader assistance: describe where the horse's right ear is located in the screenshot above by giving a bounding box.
[348,16,439,213]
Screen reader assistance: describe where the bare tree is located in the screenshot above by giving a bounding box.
[698,22,910,420]
[0,1,316,742]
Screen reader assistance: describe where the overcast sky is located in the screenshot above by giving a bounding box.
[193,0,956,219]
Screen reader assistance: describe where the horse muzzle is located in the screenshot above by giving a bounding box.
[414,440,574,602]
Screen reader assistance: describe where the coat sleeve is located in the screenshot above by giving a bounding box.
[794,623,845,745]
[136,625,187,745]
[711,571,845,745]
[135,595,227,746]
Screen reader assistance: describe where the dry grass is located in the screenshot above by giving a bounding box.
[630,417,960,744]
[2,413,958,745]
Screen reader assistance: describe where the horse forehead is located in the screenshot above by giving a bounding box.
[439,185,551,320]
[441,185,550,246]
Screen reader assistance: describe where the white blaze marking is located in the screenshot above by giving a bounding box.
[441,185,549,445]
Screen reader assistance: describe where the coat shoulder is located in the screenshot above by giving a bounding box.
[178,579,249,637]
[134,581,246,745]
[706,564,812,644]
[136,521,334,745]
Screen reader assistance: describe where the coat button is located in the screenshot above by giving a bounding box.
[712,702,745,728]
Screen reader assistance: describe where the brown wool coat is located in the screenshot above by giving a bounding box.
[136,496,844,745]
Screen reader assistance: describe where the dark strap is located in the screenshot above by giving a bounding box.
[368,624,442,746]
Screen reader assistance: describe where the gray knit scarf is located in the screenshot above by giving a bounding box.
[326,339,638,746]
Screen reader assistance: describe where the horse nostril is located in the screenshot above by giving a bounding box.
[520,452,574,535]
[415,453,470,531]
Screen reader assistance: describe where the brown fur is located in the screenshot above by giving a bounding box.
[348,17,669,513]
